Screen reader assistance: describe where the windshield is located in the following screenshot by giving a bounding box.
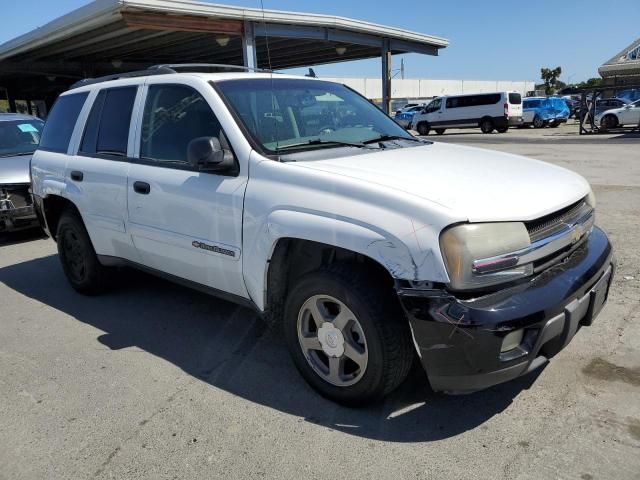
[215,78,413,154]
[0,119,44,157]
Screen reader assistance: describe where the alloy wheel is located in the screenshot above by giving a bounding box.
[297,294,368,387]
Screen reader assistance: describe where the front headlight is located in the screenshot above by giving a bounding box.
[440,222,532,291]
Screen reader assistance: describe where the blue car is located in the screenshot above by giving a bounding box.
[522,97,570,128]
[616,89,640,104]
[393,104,425,128]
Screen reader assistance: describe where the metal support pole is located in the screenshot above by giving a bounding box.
[381,39,391,115]
[242,21,257,70]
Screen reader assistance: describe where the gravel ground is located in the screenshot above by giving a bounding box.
[1,122,639,480]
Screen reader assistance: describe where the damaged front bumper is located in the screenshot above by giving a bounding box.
[0,185,39,232]
[397,226,614,393]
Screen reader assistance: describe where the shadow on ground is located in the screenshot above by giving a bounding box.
[0,254,543,443]
[0,228,46,247]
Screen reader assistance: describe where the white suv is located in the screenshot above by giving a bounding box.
[31,65,614,405]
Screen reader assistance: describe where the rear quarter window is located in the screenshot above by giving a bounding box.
[38,92,88,153]
[509,93,522,104]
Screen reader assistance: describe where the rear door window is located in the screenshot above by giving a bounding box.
[38,92,89,153]
[509,93,522,104]
[80,86,137,157]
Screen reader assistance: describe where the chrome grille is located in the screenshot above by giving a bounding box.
[526,199,592,243]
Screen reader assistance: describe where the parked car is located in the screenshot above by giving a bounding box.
[0,113,44,233]
[393,104,425,128]
[595,99,640,130]
[522,97,570,128]
[410,91,523,135]
[594,98,628,116]
[394,103,419,115]
[561,95,581,119]
[616,89,640,104]
[31,66,614,405]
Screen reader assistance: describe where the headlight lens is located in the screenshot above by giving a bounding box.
[440,222,532,291]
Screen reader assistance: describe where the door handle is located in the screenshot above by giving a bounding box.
[70,171,83,182]
[133,181,151,195]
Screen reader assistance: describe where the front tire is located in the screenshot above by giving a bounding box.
[56,209,111,295]
[435,128,446,135]
[283,265,414,406]
[496,126,509,133]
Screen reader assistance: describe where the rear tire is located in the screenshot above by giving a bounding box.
[600,114,618,131]
[480,118,494,133]
[283,264,414,406]
[56,209,111,295]
[533,116,545,128]
[435,128,446,135]
[416,122,430,136]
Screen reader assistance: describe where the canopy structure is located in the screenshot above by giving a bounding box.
[598,37,640,85]
[0,0,448,114]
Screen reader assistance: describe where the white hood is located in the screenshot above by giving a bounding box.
[291,142,590,223]
[0,154,32,184]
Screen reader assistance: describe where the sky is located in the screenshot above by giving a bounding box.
[1,0,639,83]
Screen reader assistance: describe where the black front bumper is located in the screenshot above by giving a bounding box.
[0,205,38,232]
[397,227,614,393]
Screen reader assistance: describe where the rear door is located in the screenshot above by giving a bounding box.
[65,85,140,261]
[507,92,523,119]
[126,80,248,298]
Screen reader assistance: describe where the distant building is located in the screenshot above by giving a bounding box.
[599,37,640,86]
[321,77,535,108]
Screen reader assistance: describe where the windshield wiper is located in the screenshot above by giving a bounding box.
[362,134,423,144]
[275,139,377,152]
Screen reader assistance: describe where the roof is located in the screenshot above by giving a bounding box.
[0,0,448,61]
[0,0,448,102]
[599,37,640,78]
[64,70,322,94]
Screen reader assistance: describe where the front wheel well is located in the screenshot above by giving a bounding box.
[264,238,396,323]
[42,195,80,240]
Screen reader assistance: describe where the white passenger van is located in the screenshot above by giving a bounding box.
[410,91,524,135]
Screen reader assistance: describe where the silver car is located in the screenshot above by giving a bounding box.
[0,113,44,232]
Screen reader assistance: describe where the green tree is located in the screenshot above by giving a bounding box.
[541,66,562,94]
[576,78,602,89]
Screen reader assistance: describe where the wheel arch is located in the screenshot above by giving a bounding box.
[262,237,398,322]
[41,194,82,240]
[244,209,436,314]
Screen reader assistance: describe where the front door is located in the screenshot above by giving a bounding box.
[126,82,248,298]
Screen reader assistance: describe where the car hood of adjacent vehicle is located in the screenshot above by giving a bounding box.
[290,142,590,223]
[0,154,32,184]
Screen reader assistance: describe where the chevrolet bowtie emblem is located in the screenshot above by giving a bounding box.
[571,225,584,244]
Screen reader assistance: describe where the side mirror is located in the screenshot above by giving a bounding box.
[187,136,233,172]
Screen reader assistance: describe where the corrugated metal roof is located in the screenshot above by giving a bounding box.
[0,0,448,105]
[0,0,448,60]
[599,37,640,78]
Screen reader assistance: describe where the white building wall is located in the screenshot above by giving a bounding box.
[322,77,536,99]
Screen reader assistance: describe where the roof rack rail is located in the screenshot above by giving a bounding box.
[149,63,275,74]
[69,66,175,89]
[69,63,277,90]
